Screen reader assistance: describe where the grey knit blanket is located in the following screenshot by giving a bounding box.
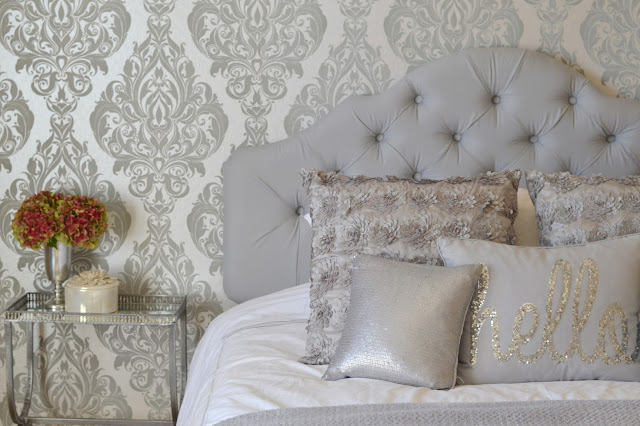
[217,400,640,425]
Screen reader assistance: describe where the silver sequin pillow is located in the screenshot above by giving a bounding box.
[438,235,640,385]
[323,255,481,388]
[300,169,521,365]
[526,170,640,246]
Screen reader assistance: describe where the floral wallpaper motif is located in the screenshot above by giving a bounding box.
[0,0,639,422]
[0,258,24,368]
[384,0,523,68]
[188,0,327,148]
[581,0,640,100]
[0,74,33,173]
[285,0,392,135]
[0,0,133,420]
[524,0,584,69]
[0,0,131,290]
[91,0,228,418]
[21,324,132,419]
[187,176,224,275]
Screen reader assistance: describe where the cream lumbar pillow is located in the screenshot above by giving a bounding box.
[438,235,640,385]
[323,254,481,389]
[514,188,539,246]
[300,169,521,365]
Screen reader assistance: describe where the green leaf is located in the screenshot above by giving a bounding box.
[46,237,58,248]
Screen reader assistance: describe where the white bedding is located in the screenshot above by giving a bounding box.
[178,283,640,426]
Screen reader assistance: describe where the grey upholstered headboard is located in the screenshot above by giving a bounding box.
[222,47,640,303]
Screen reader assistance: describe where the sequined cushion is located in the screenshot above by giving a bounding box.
[526,170,640,246]
[323,255,481,388]
[299,169,521,365]
[438,234,640,385]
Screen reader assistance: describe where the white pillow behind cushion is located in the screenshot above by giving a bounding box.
[514,188,539,246]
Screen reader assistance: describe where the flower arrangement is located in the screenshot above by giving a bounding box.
[11,191,108,250]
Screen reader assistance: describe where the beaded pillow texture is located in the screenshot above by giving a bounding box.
[323,255,481,388]
[438,235,640,385]
[300,169,521,365]
[525,170,640,246]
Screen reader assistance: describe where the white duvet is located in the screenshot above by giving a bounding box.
[178,283,640,426]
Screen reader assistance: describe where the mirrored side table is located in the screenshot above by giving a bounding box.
[3,293,187,425]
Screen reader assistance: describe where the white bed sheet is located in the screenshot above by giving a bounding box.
[178,283,640,426]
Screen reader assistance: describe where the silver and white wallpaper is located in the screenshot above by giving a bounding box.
[0,0,638,422]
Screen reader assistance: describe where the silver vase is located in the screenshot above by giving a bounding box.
[44,242,72,311]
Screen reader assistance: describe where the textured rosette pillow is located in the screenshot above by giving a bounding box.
[300,169,521,365]
[526,170,640,246]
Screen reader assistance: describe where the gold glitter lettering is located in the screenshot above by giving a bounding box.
[469,259,637,365]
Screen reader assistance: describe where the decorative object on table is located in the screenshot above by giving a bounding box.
[44,241,72,311]
[11,190,108,311]
[65,270,119,313]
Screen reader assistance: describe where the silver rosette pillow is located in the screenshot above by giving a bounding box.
[300,169,521,365]
[438,235,640,385]
[526,170,640,246]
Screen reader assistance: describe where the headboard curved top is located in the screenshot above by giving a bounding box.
[223,47,640,303]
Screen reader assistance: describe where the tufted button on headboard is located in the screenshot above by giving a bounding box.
[222,47,640,303]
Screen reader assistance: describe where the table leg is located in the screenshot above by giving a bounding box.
[5,322,34,425]
[169,324,178,424]
[180,310,187,403]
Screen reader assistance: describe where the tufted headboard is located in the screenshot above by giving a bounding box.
[222,47,640,303]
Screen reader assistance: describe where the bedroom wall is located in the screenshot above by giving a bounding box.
[0,0,638,421]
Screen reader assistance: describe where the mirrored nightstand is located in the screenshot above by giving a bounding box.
[3,293,187,425]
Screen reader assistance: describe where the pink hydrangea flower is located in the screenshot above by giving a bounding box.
[11,191,108,250]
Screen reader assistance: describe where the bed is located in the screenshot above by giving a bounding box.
[177,48,640,425]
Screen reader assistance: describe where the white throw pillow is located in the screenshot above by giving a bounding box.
[514,188,539,246]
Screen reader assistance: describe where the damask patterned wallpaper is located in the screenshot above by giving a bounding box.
[0,0,638,422]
